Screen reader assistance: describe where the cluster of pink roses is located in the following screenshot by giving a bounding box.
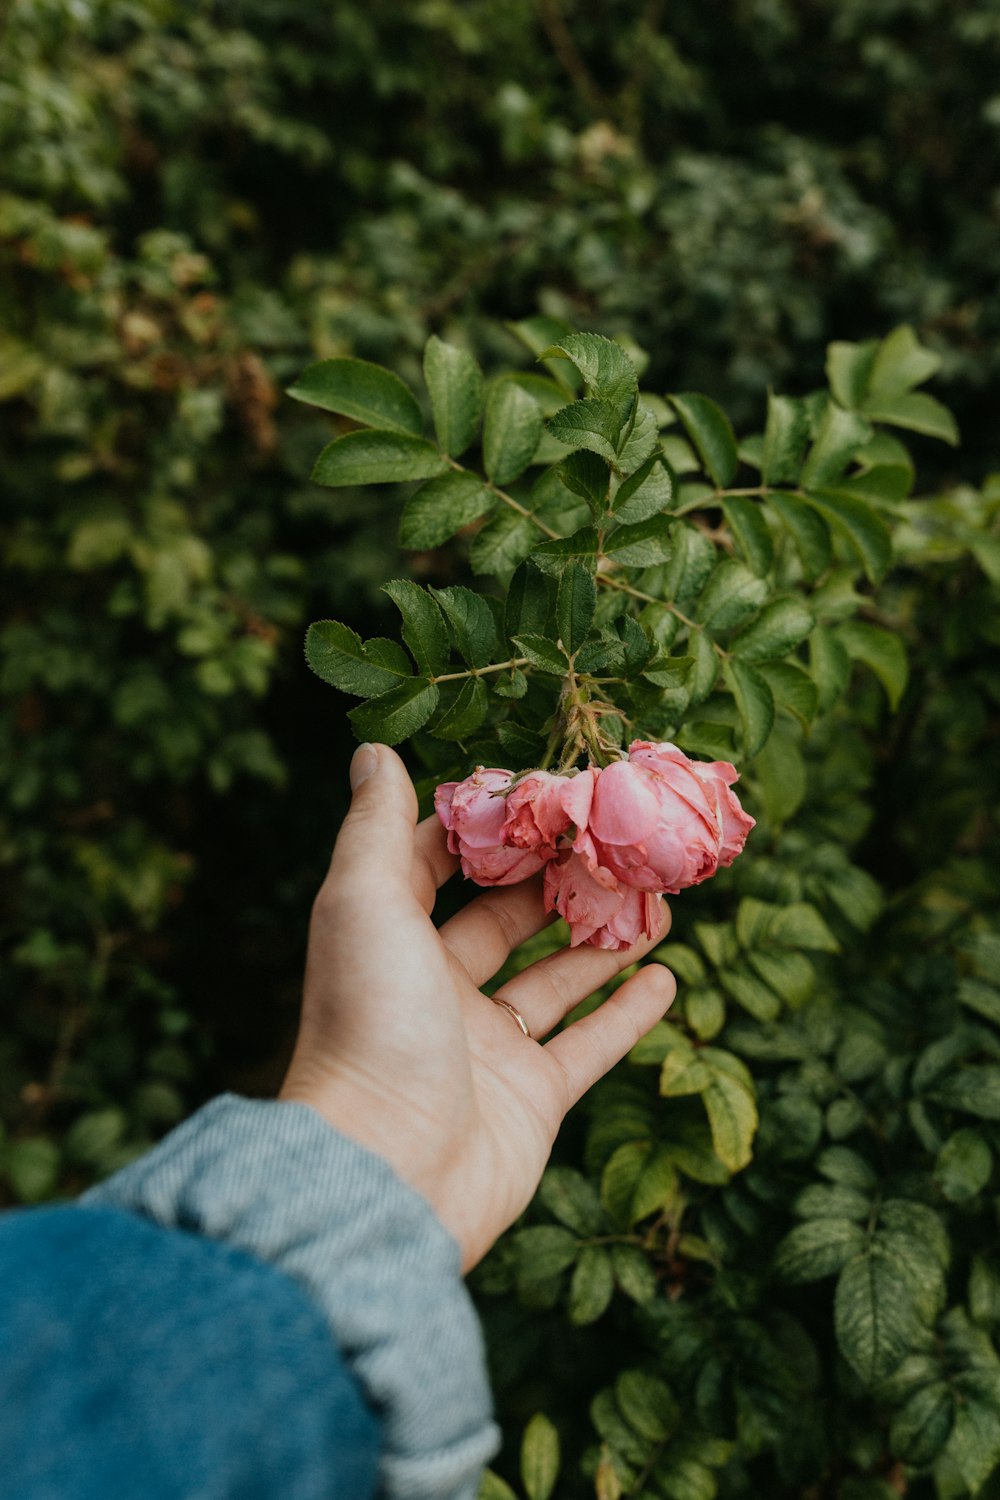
[435,740,755,951]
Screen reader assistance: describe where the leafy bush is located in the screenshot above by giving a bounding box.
[2,1,1000,1495]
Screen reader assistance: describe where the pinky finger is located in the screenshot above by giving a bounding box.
[545,964,677,1112]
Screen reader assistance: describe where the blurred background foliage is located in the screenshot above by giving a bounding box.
[2,0,1000,1494]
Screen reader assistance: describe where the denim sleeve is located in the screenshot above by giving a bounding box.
[81,1093,500,1500]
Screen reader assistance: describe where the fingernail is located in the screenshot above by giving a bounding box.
[350,743,378,791]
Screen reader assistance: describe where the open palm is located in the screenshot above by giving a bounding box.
[280,744,675,1270]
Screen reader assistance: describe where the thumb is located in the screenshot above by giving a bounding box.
[327,742,420,897]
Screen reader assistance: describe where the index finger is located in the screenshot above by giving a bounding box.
[412,814,459,912]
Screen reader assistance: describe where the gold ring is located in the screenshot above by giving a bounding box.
[491,996,531,1039]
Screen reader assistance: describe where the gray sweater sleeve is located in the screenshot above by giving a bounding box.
[80,1093,500,1500]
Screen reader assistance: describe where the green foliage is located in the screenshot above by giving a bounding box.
[4,3,1000,1497]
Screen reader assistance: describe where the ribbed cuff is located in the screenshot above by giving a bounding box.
[81,1094,499,1500]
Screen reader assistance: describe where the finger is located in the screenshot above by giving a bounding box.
[544,963,676,1112]
[412,814,459,913]
[325,744,419,901]
[495,898,671,1039]
[438,875,555,986]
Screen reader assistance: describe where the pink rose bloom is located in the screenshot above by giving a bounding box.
[434,768,551,886]
[544,849,663,951]
[566,742,755,896]
[502,770,573,850]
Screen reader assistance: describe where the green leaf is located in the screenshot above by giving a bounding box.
[862,391,958,445]
[616,1370,679,1443]
[569,1245,615,1325]
[616,403,659,475]
[287,356,422,434]
[430,585,497,668]
[718,962,781,1022]
[611,1244,659,1304]
[936,1130,993,1203]
[930,1066,1000,1121]
[795,1183,872,1221]
[64,1108,126,1164]
[809,625,852,711]
[761,392,809,486]
[514,1225,579,1280]
[6,1137,60,1202]
[731,598,813,664]
[483,380,544,485]
[668,393,738,487]
[868,325,942,396]
[477,1471,520,1500]
[751,727,807,824]
[755,661,819,727]
[889,1382,954,1467]
[521,1413,561,1500]
[505,561,554,640]
[775,1219,867,1282]
[557,564,596,653]
[538,1167,604,1235]
[835,1250,922,1386]
[696,559,769,632]
[720,497,773,575]
[660,523,717,607]
[531,526,599,575]
[312,430,447,487]
[305,620,412,696]
[946,1368,1000,1494]
[382,579,450,675]
[819,1146,877,1191]
[613,454,674,523]
[724,659,775,758]
[548,398,623,466]
[428,677,488,740]
[769,902,839,951]
[767,492,833,580]
[836,620,908,709]
[826,340,878,410]
[512,633,568,674]
[804,488,892,582]
[348,679,440,745]
[970,1256,1000,1329]
[701,1058,758,1173]
[561,449,611,509]
[538,333,637,423]
[800,404,873,487]
[469,508,540,575]
[423,335,483,456]
[604,514,673,566]
[748,947,815,1006]
[399,471,494,548]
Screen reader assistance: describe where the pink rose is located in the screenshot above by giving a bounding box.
[434,768,551,886]
[502,770,573,850]
[544,849,663,952]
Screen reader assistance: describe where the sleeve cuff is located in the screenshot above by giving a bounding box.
[80,1093,499,1500]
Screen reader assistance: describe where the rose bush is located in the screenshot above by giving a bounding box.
[435,742,754,950]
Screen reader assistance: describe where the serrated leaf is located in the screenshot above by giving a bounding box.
[382,579,450,675]
[889,1381,954,1467]
[539,1167,604,1235]
[470,507,540,575]
[800,404,873,487]
[836,620,908,709]
[569,1246,615,1325]
[688,630,718,703]
[724,659,775,758]
[399,471,494,548]
[809,625,852,711]
[755,662,818,728]
[616,403,658,475]
[505,561,554,640]
[312,430,447,487]
[514,1225,579,1280]
[702,1064,758,1173]
[770,903,839,951]
[605,514,673,566]
[767,491,833,580]
[611,1244,659,1304]
[868,326,942,397]
[483,380,544,485]
[614,454,674,522]
[718,962,781,1022]
[512,633,569,674]
[548,398,623,466]
[430,585,497,667]
[826,340,878,410]
[731,598,813,664]
[696,559,769,633]
[423,335,483,456]
[521,1413,561,1500]
[348,679,440,745]
[863,392,958,445]
[531,526,599,575]
[805,487,892,582]
[428,676,488,740]
[835,1250,922,1386]
[305,620,412,697]
[748,947,815,1007]
[287,356,422,434]
[561,448,611,508]
[720,496,773,575]
[775,1219,867,1282]
[661,523,717,607]
[761,392,810,485]
[557,563,596,653]
[751,729,807,824]
[795,1183,872,1221]
[668,393,738,487]
[497,721,546,763]
[539,333,637,423]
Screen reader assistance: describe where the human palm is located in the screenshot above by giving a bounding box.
[280,744,675,1271]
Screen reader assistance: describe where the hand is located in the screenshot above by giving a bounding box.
[279,743,676,1271]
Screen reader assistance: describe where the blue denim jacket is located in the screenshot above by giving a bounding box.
[0,1095,499,1499]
